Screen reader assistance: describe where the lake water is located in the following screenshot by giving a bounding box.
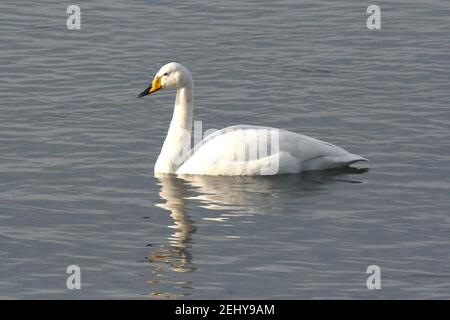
[1,0,449,299]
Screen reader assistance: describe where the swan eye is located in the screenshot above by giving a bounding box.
[163,72,168,76]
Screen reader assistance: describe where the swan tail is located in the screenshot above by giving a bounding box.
[338,154,368,167]
[301,153,368,172]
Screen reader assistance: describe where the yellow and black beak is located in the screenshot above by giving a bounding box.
[138,76,162,98]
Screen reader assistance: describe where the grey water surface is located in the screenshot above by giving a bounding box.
[1,0,450,299]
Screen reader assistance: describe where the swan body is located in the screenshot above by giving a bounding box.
[138,62,367,176]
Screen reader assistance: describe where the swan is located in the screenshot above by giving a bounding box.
[138,62,367,176]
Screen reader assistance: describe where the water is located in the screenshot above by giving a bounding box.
[1,0,450,299]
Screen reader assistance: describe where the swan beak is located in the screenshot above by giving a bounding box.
[138,76,162,98]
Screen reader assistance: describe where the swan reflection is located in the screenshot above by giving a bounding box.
[179,167,368,215]
[146,167,368,298]
[151,175,196,273]
[146,174,196,298]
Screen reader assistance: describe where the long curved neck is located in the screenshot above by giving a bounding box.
[172,86,193,131]
[155,84,194,173]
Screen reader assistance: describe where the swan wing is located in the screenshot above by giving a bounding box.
[176,125,366,176]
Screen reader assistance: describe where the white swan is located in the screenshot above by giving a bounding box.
[138,62,367,176]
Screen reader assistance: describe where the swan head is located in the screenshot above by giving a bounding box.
[138,62,192,99]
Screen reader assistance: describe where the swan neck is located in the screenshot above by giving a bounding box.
[172,85,193,131]
[155,84,194,174]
